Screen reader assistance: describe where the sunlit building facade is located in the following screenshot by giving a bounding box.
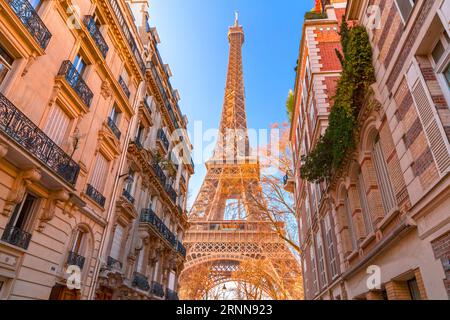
[0,0,192,300]
[290,0,450,300]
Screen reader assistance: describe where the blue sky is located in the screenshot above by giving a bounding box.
[148,0,312,207]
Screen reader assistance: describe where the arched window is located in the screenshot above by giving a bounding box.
[372,135,396,214]
[344,191,357,250]
[357,168,374,234]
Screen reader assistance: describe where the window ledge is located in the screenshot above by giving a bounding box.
[376,207,400,231]
[360,232,376,249]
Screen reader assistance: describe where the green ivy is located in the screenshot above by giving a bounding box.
[300,22,375,183]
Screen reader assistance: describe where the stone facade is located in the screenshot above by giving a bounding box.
[0,0,193,300]
[290,0,450,300]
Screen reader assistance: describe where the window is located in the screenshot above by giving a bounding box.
[372,136,396,214]
[310,245,318,293]
[0,44,13,86]
[324,214,338,278]
[136,248,144,273]
[305,194,311,227]
[394,0,417,24]
[168,271,176,290]
[357,170,373,235]
[90,153,109,193]
[136,125,144,143]
[110,224,124,261]
[344,192,357,250]
[44,103,71,147]
[224,199,246,220]
[316,232,327,287]
[432,40,445,65]
[407,278,421,300]
[309,100,316,131]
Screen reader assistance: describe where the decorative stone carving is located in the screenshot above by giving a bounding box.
[38,189,70,231]
[1,168,41,217]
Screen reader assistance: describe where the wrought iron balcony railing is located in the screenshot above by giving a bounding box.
[176,240,186,258]
[107,256,123,269]
[108,0,146,74]
[150,281,165,298]
[0,93,80,185]
[107,117,121,140]
[140,209,176,246]
[58,60,94,108]
[83,15,109,58]
[166,288,179,300]
[67,251,86,270]
[122,189,135,204]
[152,162,167,187]
[132,272,150,291]
[86,184,106,207]
[1,224,32,250]
[118,76,131,98]
[133,138,143,150]
[7,0,52,50]
[157,129,170,150]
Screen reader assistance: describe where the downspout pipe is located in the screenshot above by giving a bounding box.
[87,80,146,299]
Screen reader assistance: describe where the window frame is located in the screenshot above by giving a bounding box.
[0,44,14,87]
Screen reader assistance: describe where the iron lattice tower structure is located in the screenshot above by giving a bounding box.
[181,16,300,299]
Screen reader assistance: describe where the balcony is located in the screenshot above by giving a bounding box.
[157,129,169,151]
[107,117,121,140]
[166,288,179,300]
[1,224,32,250]
[122,189,135,204]
[58,60,94,108]
[83,15,109,58]
[118,76,131,99]
[132,272,150,291]
[150,281,165,298]
[0,93,80,186]
[7,0,52,50]
[107,256,123,270]
[67,251,86,270]
[86,184,106,207]
[140,209,176,246]
[176,240,186,258]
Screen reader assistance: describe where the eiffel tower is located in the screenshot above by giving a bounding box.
[180,15,301,300]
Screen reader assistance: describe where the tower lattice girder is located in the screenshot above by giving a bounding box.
[182,16,299,300]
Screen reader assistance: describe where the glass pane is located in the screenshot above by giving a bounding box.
[28,0,42,9]
[444,63,450,88]
[396,0,413,22]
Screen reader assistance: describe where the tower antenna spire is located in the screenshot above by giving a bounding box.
[234,11,239,26]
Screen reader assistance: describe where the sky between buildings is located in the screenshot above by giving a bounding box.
[148,0,312,208]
